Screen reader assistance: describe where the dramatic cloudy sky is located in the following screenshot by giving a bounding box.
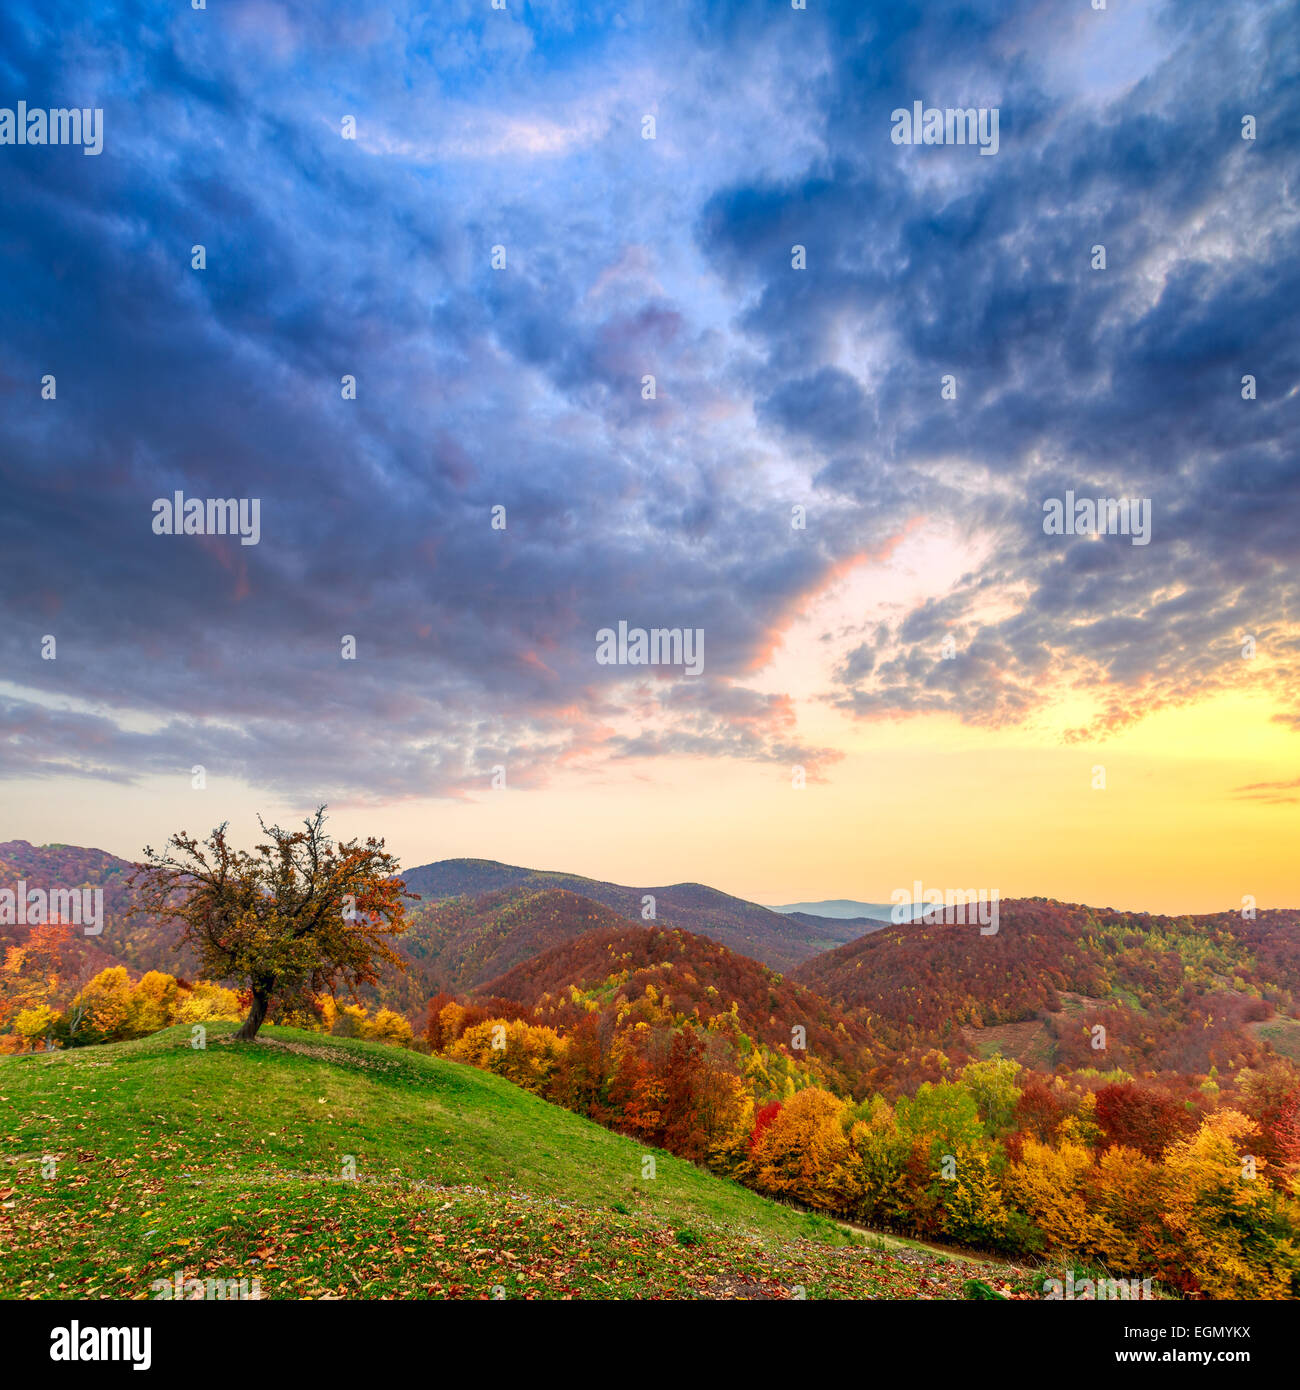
[1,0,1297,910]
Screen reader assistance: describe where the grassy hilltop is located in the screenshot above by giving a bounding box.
[0,1024,1034,1300]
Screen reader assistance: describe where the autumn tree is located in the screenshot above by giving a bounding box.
[1162,1109,1299,1298]
[958,1055,1023,1133]
[749,1100,783,1154]
[1094,1081,1194,1160]
[660,1026,746,1164]
[0,919,89,1048]
[749,1087,853,1211]
[361,1006,414,1048]
[1238,1060,1300,1180]
[63,965,139,1045]
[422,992,458,1051]
[131,807,412,1041]
[551,1012,612,1118]
[1012,1075,1070,1142]
[1012,1135,1107,1263]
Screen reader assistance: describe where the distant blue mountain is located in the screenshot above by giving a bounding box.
[769,898,931,923]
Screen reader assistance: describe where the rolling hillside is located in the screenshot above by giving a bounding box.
[770,899,931,922]
[475,922,884,1096]
[782,911,888,946]
[1,842,858,989]
[794,898,1300,1076]
[402,858,849,969]
[397,886,635,995]
[0,1024,1032,1300]
[8,837,1300,1090]
[0,841,194,978]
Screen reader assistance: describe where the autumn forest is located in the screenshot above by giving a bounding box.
[3,834,1297,1302]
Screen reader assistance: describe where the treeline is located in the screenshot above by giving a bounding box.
[0,922,418,1052]
[0,920,244,1050]
[742,1074,1300,1299]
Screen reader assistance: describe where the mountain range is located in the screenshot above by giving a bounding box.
[3,838,1299,1086]
[401,857,863,968]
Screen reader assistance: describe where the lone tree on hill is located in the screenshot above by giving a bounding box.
[131,806,412,1041]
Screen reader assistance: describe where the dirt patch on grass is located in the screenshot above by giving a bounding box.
[960,1018,1054,1068]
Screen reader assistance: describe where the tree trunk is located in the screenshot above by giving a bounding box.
[235,985,271,1041]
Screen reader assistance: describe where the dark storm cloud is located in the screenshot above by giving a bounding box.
[0,0,1296,798]
[698,0,1299,738]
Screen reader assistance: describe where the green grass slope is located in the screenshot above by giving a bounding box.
[0,1025,1032,1300]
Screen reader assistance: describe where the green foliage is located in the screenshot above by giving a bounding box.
[895,1081,986,1159]
[959,1056,1023,1132]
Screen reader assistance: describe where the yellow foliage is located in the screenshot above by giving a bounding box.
[938,1144,1009,1246]
[363,1007,414,1048]
[175,981,243,1024]
[13,1004,56,1048]
[1161,1109,1300,1298]
[447,1018,564,1094]
[1012,1137,1109,1263]
[750,1087,853,1211]
[72,966,136,1040]
[132,971,180,1033]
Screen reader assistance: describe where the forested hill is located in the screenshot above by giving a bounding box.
[793,898,1300,1074]
[402,856,859,968]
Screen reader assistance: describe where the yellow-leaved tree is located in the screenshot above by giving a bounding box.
[1161,1109,1300,1299]
[749,1086,852,1211]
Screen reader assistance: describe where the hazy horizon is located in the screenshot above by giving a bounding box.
[1,819,1294,920]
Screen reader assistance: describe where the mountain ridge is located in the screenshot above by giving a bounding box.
[401,856,840,970]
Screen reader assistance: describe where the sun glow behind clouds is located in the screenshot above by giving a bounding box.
[754,517,990,703]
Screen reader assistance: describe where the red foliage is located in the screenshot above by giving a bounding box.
[421,992,458,1049]
[749,1101,782,1154]
[1013,1075,1070,1141]
[477,924,881,1097]
[1094,1081,1195,1159]
[1271,1090,1300,1176]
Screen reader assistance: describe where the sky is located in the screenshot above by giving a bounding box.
[1,0,1297,913]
